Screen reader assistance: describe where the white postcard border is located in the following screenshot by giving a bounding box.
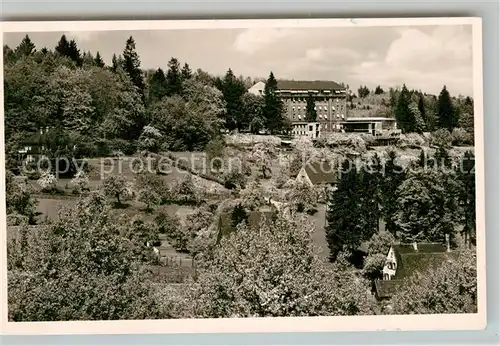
[0,17,486,335]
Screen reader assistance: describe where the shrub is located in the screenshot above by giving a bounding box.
[397,133,426,149]
[430,128,453,148]
[71,171,90,195]
[135,172,171,201]
[138,125,163,153]
[154,211,179,235]
[205,137,226,172]
[451,127,471,146]
[359,133,376,147]
[108,138,137,156]
[7,213,29,226]
[37,171,58,193]
[103,174,135,205]
[361,253,387,280]
[346,134,367,153]
[223,170,246,190]
[171,174,197,203]
[137,188,162,212]
[326,133,366,153]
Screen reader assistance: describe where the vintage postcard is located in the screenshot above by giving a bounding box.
[0,17,485,335]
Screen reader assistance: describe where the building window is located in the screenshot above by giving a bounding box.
[383,274,389,280]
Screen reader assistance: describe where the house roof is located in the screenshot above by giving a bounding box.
[277,80,345,91]
[374,279,405,299]
[217,209,275,243]
[302,160,338,185]
[392,243,459,280]
[342,117,396,123]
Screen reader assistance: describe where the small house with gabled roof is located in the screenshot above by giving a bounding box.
[373,237,460,300]
[296,160,338,188]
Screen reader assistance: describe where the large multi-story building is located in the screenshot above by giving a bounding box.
[248,80,348,134]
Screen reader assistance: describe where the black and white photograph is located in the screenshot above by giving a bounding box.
[0,18,485,334]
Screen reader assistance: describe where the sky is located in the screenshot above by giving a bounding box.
[4,24,474,96]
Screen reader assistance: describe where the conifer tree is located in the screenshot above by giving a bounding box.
[111,53,118,72]
[231,203,248,227]
[165,57,182,96]
[374,85,384,95]
[305,94,317,122]
[216,68,247,131]
[395,84,415,133]
[94,51,105,68]
[437,85,458,131]
[15,35,36,56]
[380,150,406,235]
[55,36,81,65]
[434,146,452,170]
[409,102,425,133]
[122,36,145,96]
[417,93,427,129]
[55,34,70,57]
[81,51,95,66]
[457,151,476,248]
[263,71,284,134]
[181,62,192,81]
[325,159,378,261]
[148,68,167,104]
[68,39,82,66]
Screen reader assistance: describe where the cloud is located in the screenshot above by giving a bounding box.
[385,26,471,72]
[66,31,100,43]
[4,25,473,96]
[348,25,473,95]
[233,28,297,55]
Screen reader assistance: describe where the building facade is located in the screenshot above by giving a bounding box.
[341,117,398,136]
[276,80,347,133]
[291,122,320,139]
[248,80,348,135]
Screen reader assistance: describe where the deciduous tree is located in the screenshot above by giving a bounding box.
[390,250,477,314]
[184,212,376,318]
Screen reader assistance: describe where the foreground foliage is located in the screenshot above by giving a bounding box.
[390,250,477,314]
[7,192,163,321]
[182,212,377,318]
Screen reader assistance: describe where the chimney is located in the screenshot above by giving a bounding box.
[412,241,418,251]
[445,234,451,252]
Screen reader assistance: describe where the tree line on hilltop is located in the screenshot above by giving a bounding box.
[3,34,289,169]
[353,84,474,143]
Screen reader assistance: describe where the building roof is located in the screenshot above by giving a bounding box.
[302,160,338,185]
[374,279,404,299]
[277,80,345,91]
[342,117,396,122]
[217,209,275,243]
[392,243,459,279]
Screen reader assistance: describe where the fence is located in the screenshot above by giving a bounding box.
[147,255,197,283]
